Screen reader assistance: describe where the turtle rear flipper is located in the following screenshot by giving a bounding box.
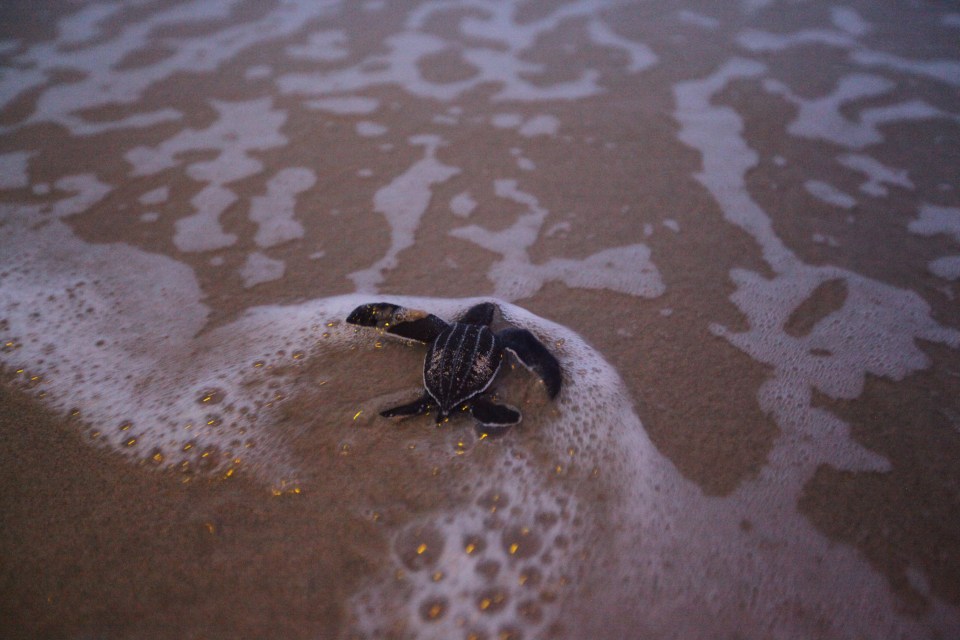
[470,397,521,435]
[346,302,449,343]
[380,394,434,419]
[497,328,563,398]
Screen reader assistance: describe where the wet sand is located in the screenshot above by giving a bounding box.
[0,384,379,639]
[2,0,960,638]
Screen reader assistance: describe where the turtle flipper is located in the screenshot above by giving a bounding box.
[458,302,497,326]
[470,397,521,434]
[497,328,562,398]
[346,302,449,343]
[380,394,434,419]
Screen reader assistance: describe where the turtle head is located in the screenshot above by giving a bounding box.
[346,302,402,328]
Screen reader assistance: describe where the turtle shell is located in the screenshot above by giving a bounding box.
[423,322,502,413]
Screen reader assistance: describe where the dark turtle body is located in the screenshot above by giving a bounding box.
[346,301,562,433]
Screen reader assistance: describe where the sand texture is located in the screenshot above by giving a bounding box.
[1,1,959,638]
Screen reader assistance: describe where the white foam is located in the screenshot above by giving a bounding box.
[738,23,960,88]
[928,256,960,280]
[737,27,855,53]
[908,203,960,242]
[305,96,380,114]
[285,30,349,62]
[1,0,342,136]
[672,55,960,639]
[138,186,169,206]
[450,191,477,218]
[249,167,315,249]
[240,251,286,288]
[676,10,720,31]
[491,113,523,128]
[0,191,658,636]
[837,153,913,197]
[56,2,124,46]
[349,135,460,291]
[804,179,857,209]
[450,179,664,299]
[355,120,388,137]
[280,0,657,105]
[852,49,960,88]
[662,218,680,232]
[127,98,288,253]
[245,65,272,81]
[830,6,871,37]
[518,114,560,137]
[762,73,892,149]
[515,155,535,171]
[0,151,31,189]
[586,18,658,73]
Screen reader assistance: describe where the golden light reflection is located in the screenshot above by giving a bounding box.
[424,601,444,620]
[353,410,362,420]
[431,571,443,582]
[416,543,428,555]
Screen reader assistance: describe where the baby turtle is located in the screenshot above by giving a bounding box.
[346,301,562,433]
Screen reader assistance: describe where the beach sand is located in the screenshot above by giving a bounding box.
[2,0,959,638]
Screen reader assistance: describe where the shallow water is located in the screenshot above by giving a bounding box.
[1,1,959,638]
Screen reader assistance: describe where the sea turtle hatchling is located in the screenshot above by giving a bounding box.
[346,301,562,433]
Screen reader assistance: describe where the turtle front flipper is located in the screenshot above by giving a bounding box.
[497,328,563,398]
[346,302,449,343]
[470,397,521,435]
[380,394,435,419]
